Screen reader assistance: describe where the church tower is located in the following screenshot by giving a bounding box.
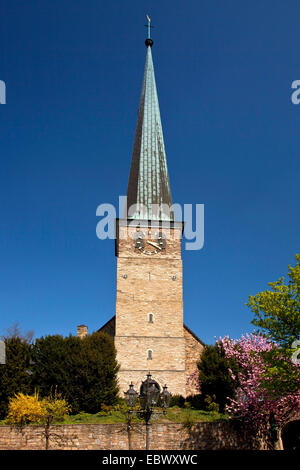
[114,25,186,396]
[98,21,205,397]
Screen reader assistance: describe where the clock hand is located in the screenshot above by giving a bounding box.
[146,240,161,250]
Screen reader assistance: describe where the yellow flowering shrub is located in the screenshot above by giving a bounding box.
[6,392,46,424]
[6,391,71,424]
[41,391,71,421]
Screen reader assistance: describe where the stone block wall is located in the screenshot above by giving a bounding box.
[184,327,205,396]
[0,421,267,450]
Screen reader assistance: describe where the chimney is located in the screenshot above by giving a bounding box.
[77,324,88,339]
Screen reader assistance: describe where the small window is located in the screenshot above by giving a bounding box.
[148,313,154,323]
[147,350,153,360]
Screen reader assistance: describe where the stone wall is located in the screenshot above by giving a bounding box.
[184,326,205,396]
[0,421,267,450]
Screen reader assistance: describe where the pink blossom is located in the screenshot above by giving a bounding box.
[217,333,300,432]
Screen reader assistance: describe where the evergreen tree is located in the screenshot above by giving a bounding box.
[76,332,119,413]
[198,343,240,413]
[31,334,81,412]
[31,332,119,414]
[0,337,32,419]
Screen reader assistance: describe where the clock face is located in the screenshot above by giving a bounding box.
[134,230,166,255]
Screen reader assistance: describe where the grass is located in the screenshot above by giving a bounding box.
[59,407,228,425]
[61,410,142,425]
[163,407,228,423]
[0,407,229,426]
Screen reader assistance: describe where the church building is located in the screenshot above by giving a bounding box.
[79,25,205,397]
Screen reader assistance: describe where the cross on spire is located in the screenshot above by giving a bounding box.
[145,14,154,39]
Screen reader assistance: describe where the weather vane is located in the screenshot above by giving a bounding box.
[145,14,154,39]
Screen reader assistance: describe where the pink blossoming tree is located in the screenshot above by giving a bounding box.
[218,333,300,433]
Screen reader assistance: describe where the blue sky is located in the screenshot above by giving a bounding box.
[0,0,299,345]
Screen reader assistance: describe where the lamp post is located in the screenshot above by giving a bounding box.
[124,372,171,450]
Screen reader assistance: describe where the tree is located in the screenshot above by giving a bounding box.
[2,322,34,345]
[246,255,300,403]
[0,336,32,419]
[31,332,119,413]
[219,333,300,436]
[197,343,240,413]
[31,334,82,412]
[246,254,300,349]
[255,337,300,402]
[76,331,120,412]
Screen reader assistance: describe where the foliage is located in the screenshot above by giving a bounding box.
[204,394,219,413]
[197,343,240,413]
[246,254,300,349]
[59,408,228,425]
[183,401,191,409]
[31,332,119,414]
[98,404,114,416]
[30,334,81,412]
[182,410,196,431]
[219,333,300,432]
[239,257,300,435]
[169,394,185,408]
[6,390,71,425]
[260,348,300,399]
[185,394,203,410]
[6,392,46,425]
[76,331,120,412]
[0,336,32,419]
[41,389,72,422]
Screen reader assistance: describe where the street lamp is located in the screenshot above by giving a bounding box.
[139,372,161,409]
[124,372,172,450]
[124,382,139,408]
[160,384,171,411]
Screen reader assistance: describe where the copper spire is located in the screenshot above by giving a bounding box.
[126,20,173,221]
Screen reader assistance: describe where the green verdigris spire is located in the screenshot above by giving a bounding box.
[126,19,173,221]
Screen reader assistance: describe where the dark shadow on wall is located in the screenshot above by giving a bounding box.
[179,420,267,450]
[281,420,300,451]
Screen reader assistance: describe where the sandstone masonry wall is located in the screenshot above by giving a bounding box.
[0,422,267,450]
[184,327,205,396]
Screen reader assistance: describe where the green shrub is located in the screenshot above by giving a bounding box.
[41,390,71,421]
[169,394,185,408]
[198,344,239,413]
[182,411,196,431]
[185,394,204,409]
[31,332,119,414]
[0,337,32,419]
[204,394,220,412]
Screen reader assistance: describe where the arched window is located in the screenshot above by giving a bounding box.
[148,313,154,323]
[147,350,153,360]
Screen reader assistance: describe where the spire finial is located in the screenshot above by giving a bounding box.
[126,18,173,221]
[145,14,154,47]
[146,15,151,38]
